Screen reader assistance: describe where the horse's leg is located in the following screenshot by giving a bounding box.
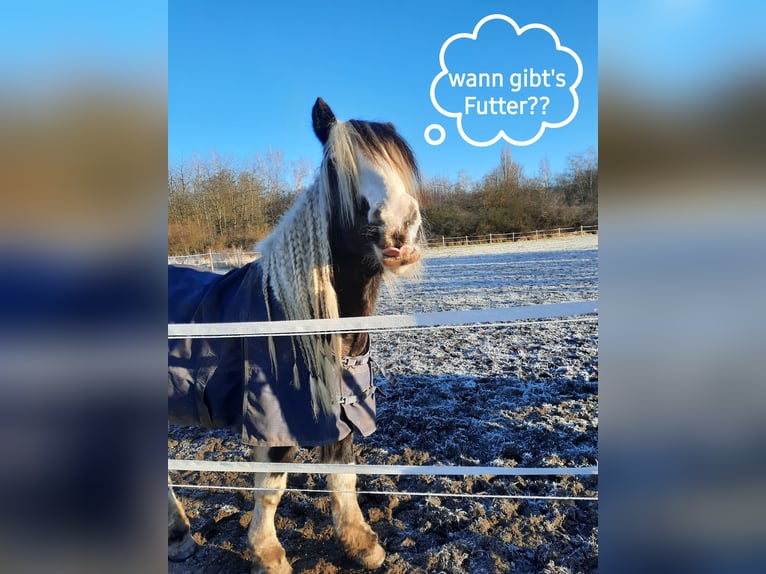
[168,477,198,560]
[248,446,296,574]
[322,433,385,569]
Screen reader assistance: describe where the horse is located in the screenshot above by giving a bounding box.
[168,97,423,573]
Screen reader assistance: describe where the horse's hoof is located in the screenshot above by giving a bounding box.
[339,528,386,569]
[168,531,198,561]
[350,541,385,570]
[251,544,292,574]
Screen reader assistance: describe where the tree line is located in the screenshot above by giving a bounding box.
[168,150,311,255]
[421,147,597,240]
[168,147,597,255]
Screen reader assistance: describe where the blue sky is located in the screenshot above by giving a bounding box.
[3,2,762,183]
[169,0,598,183]
[1,1,166,84]
[600,0,766,100]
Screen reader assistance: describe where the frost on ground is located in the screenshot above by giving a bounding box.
[168,234,598,573]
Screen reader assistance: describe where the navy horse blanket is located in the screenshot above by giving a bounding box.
[168,263,377,446]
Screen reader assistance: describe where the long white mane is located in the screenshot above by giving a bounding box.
[257,120,377,415]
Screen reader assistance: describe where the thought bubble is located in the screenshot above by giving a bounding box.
[429,14,583,147]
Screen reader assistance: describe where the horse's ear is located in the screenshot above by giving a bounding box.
[312,97,336,145]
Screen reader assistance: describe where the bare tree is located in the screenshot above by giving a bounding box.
[538,157,552,190]
[289,158,313,194]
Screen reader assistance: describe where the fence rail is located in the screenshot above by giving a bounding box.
[169,461,598,501]
[168,301,599,498]
[427,224,598,247]
[168,301,597,339]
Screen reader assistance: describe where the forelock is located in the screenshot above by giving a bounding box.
[346,120,420,189]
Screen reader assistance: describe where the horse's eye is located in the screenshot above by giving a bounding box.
[359,197,370,214]
[369,204,384,225]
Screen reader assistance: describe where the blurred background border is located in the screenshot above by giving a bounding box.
[1,2,764,572]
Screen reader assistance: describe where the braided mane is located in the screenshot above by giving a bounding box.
[257,119,418,415]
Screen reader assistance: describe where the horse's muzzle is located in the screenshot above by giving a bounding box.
[381,244,420,269]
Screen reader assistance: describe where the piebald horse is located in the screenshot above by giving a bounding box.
[168,98,423,573]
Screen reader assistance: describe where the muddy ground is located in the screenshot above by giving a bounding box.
[168,235,598,573]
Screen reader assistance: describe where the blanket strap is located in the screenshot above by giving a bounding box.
[338,383,377,405]
[338,348,380,404]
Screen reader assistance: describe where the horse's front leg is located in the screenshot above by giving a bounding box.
[248,446,296,574]
[322,433,385,569]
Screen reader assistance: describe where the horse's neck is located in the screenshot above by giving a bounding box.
[333,260,382,357]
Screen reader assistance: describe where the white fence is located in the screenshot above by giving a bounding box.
[427,224,598,247]
[168,301,599,501]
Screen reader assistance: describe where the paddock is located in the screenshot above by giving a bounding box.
[168,234,598,573]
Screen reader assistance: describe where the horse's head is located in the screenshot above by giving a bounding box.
[312,98,423,275]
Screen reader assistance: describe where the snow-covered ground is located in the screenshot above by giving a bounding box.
[169,234,599,573]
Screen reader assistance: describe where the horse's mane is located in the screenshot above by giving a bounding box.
[257,119,419,415]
